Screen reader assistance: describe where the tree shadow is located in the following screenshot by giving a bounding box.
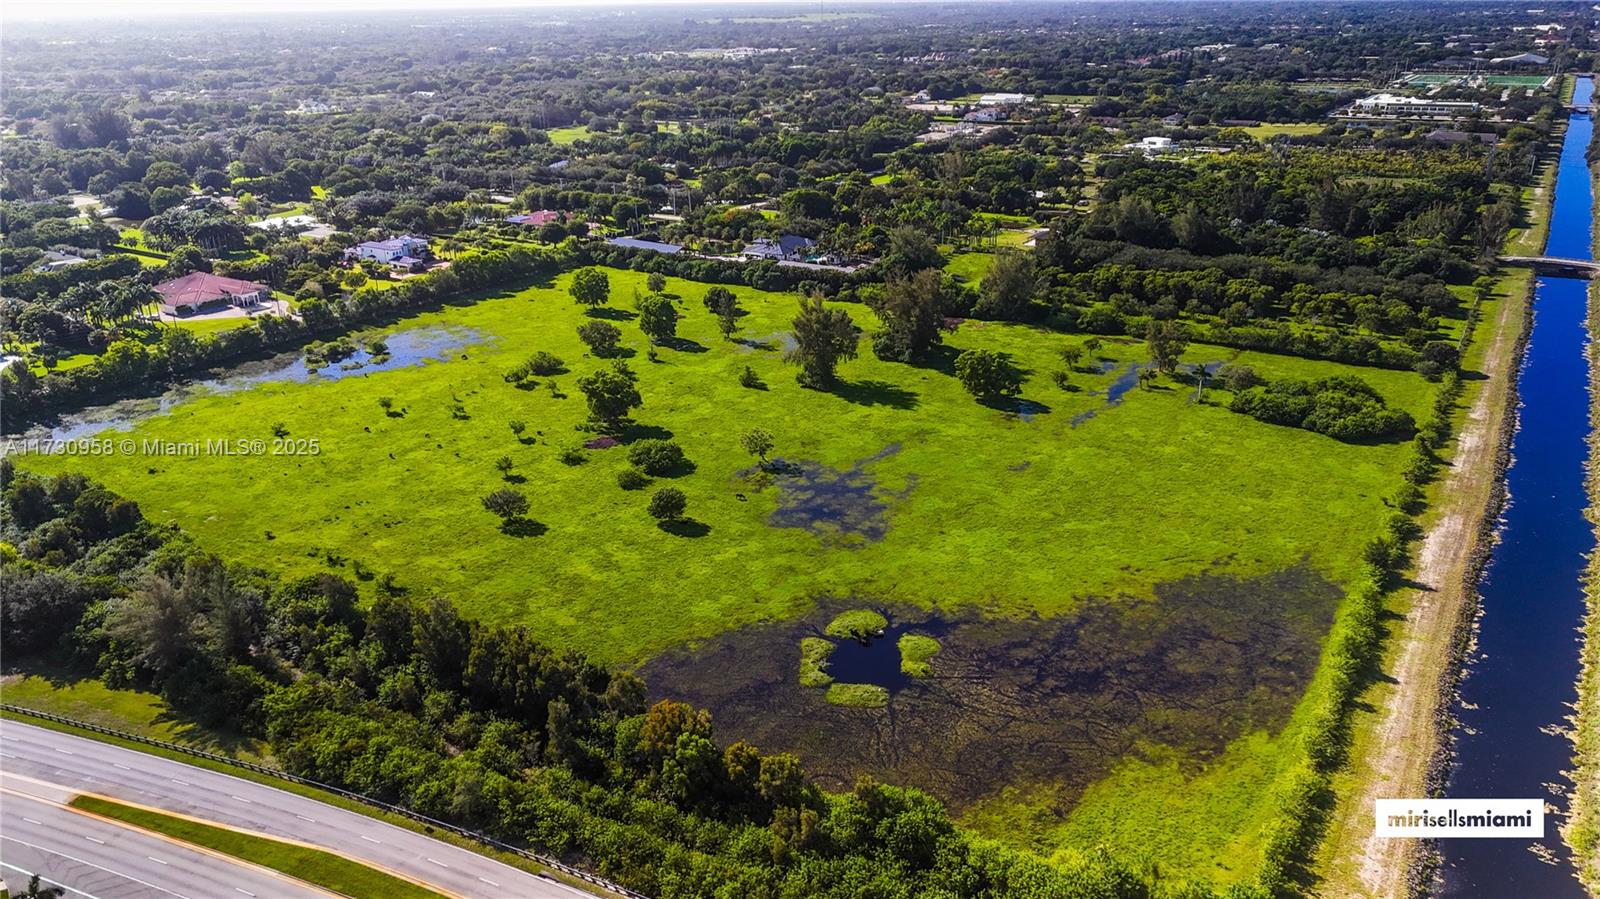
[503,473,528,484]
[663,337,709,353]
[500,518,548,537]
[736,337,779,352]
[590,346,637,360]
[909,343,961,377]
[586,307,637,321]
[831,379,919,410]
[659,517,711,537]
[619,422,676,442]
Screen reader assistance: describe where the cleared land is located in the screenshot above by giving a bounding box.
[16,265,1441,882]
[19,267,1434,666]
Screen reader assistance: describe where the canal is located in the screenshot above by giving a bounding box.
[1439,75,1595,896]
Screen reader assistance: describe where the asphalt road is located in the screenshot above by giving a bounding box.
[0,719,599,899]
[2,782,334,899]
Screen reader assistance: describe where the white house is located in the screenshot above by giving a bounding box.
[346,236,430,266]
[979,92,1033,105]
[1126,136,1174,154]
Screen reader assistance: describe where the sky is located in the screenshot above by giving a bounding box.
[4,0,867,20]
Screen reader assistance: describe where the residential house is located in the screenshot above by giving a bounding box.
[1160,112,1186,126]
[741,234,816,262]
[155,272,271,316]
[606,237,683,255]
[345,236,431,269]
[31,250,89,272]
[1425,129,1499,145]
[505,210,564,227]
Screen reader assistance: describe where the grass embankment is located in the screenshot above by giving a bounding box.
[70,795,445,899]
[1309,125,1558,897]
[0,671,269,762]
[1562,165,1600,895]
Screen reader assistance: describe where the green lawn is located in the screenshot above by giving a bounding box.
[72,796,445,899]
[547,125,593,145]
[1240,122,1326,139]
[945,252,996,285]
[18,267,1433,670]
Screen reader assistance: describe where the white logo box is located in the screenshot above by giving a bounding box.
[1375,798,1544,838]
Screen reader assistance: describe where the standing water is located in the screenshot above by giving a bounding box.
[1439,76,1595,896]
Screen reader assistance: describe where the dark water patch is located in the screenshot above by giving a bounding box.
[642,565,1341,807]
[820,615,951,694]
[761,444,914,544]
[20,327,483,444]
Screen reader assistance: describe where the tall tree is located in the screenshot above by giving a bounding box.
[786,296,859,388]
[975,250,1038,321]
[1145,320,1190,373]
[569,267,610,307]
[577,361,642,431]
[870,268,946,362]
[636,294,678,345]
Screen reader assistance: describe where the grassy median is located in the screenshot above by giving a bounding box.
[70,795,445,899]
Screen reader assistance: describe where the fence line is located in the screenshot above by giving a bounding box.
[0,703,650,899]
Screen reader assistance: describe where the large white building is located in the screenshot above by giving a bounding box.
[979,92,1033,105]
[1351,93,1480,119]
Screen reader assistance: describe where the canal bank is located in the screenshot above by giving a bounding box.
[1314,85,1569,897]
[1436,75,1596,896]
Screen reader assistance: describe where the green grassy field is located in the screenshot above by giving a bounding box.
[18,267,1433,669]
[13,266,1446,883]
[1240,122,1326,139]
[72,796,445,899]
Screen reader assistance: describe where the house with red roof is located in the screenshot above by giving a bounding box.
[155,272,271,316]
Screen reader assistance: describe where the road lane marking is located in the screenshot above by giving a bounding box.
[0,835,193,898]
[84,836,105,844]
[0,751,16,759]
[478,877,499,887]
[113,763,132,770]
[147,855,169,864]
[360,834,382,843]
[426,857,449,867]
[235,890,257,897]
[295,814,316,822]
[23,817,43,824]
[230,795,252,804]
[53,748,73,755]
[171,778,191,786]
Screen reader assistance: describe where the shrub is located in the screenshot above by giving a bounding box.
[558,446,587,466]
[739,366,764,389]
[627,439,688,476]
[481,488,528,520]
[825,609,887,641]
[647,486,687,521]
[798,637,834,688]
[616,467,650,490]
[826,683,889,708]
[899,635,941,677]
[577,320,623,356]
[953,349,1024,401]
[1229,376,1413,441]
[527,351,565,375]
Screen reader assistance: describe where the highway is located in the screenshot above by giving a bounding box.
[0,719,599,899]
[2,779,334,899]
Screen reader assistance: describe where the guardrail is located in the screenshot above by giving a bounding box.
[0,703,650,899]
